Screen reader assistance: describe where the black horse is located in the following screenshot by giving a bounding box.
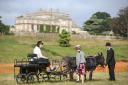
[62,52,105,80]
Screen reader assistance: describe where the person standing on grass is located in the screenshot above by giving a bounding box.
[105,42,116,81]
[75,45,86,84]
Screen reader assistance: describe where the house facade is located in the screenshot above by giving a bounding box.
[12,9,81,35]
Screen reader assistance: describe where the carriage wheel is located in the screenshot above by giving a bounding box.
[16,74,26,84]
[62,73,68,80]
[42,73,50,81]
[40,72,50,81]
[27,73,35,83]
[53,73,62,81]
[47,72,62,81]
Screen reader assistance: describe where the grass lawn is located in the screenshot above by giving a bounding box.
[0,72,128,85]
[0,35,128,63]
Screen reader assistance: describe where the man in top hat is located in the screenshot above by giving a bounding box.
[105,42,116,81]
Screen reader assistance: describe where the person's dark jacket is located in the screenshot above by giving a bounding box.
[106,48,116,66]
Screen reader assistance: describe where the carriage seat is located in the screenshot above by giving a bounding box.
[27,53,50,67]
[27,54,39,64]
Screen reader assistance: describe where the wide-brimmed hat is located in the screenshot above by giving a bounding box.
[75,45,81,50]
[75,45,81,48]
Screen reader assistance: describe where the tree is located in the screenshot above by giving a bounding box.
[83,12,111,34]
[91,12,111,19]
[111,7,128,37]
[59,29,70,47]
[0,16,10,35]
[0,16,2,24]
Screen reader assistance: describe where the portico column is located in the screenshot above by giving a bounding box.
[34,24,37,33]
[43,25,46,31]
[26,24,28,32]
[55,26,58,32]
[37,25,40,32]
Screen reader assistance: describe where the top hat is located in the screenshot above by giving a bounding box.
[105,42,111,46]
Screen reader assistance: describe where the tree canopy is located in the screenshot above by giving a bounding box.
[111,7,128,37]
[0,16,10,35]
[83,12,111,34]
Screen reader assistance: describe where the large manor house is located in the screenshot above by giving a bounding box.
[11,9,81,35]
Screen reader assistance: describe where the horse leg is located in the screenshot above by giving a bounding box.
[36,74,40,82]
[89,70,93,80]
[69,70,74,81]
[47,73,50,80]
[84,72,86,81]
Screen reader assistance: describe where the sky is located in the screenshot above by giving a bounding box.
[0,0,128,27]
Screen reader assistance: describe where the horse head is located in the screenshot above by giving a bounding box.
[95,52,105,67]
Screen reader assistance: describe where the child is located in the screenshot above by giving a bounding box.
[75,45,86,84]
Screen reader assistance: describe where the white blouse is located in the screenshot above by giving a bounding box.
[33,46,47,59]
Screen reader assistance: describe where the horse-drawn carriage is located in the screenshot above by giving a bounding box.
[14,53,105,83]
[14,54,67,84]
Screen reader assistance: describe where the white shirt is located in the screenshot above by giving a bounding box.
[33,46,47,59]
[107,47,112,51]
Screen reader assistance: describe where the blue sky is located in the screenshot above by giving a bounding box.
[0,0,128,27]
